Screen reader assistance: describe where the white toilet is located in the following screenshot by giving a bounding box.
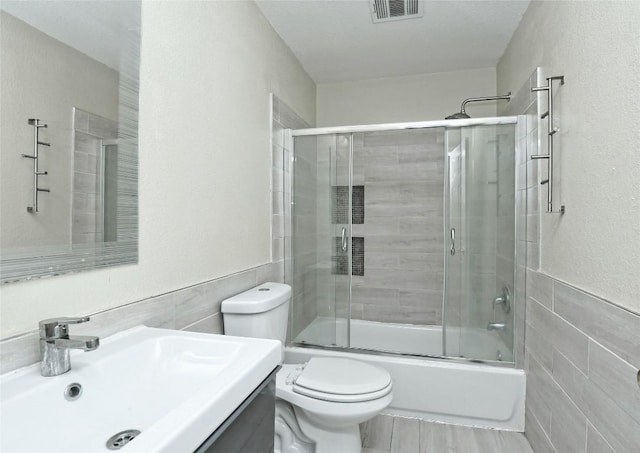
[221,282,393,453]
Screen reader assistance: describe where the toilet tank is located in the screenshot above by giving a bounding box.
[221,282,291,346]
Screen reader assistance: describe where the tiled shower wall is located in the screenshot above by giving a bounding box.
[288,135,319,338]
[493,124,520,360]
[351,130,445,325]
[505,70,640,452]
[315,134,350,326]
[282,117,526,341]
[282,125,447,332]
[442,122,522,362]
[72,108,118,244]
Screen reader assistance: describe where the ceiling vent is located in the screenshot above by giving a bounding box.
[371,0,424,23]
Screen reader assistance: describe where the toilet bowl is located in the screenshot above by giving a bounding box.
[277,358,392,453]
[221,283,393,453]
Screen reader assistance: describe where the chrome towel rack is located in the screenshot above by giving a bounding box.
[531,76,565,214]
[22,118,50,213]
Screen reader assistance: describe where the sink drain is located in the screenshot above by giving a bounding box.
[64,383,82,401]
[106,430,141,450]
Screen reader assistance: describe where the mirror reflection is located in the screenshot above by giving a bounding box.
[0,1,140,282]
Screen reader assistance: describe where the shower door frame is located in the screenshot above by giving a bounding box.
[291,117,519,137]
[288,116,523,367]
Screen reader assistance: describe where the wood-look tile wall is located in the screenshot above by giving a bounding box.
[508,70,640,453]
[524,272,640,453]
[72,108,118,244]
[351,129,445,325]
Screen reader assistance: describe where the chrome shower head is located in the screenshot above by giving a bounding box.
[445,111,471,120]
[445,92,511,120]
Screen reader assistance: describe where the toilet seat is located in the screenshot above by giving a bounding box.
[276,362,393,434]
[292,358,392,402]
[277,358,392,406]
[293,382,392,402]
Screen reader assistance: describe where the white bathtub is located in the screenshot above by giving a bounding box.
[289,319,525,431]
[296,317,514,362]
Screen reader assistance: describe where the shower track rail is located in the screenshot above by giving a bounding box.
[291,116,519,137]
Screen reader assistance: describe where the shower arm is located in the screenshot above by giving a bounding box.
[460,93,511,115]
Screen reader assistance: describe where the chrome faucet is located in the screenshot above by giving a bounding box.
[39,317,99,377]
[493,287,511,314]
[487,322,507,331]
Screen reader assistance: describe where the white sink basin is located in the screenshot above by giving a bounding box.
[0,326,281,453]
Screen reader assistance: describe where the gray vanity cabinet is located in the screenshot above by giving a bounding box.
[194,368,278,453]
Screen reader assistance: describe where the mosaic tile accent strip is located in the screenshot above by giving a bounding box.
[332,185,364,224]
[332,236,348,275]
[352,186,364,224]
[352,236,364,276]
[333,186,349,224]
[332,236,364,276]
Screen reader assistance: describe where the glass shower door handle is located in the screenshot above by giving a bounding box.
[341,227,348,252]
[450,228,456,256]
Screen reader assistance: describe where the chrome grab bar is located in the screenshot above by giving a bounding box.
[450,228,455,256]
[341,227,347,252]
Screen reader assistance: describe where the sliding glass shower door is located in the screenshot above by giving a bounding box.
[290,134,350,348]
[348,128,446,356]
[444,124,517,361]
[289,118,520,363]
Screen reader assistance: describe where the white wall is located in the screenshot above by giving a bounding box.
[0,1,316,338]
[0,11,119,248]
[316,68,498,127]
[497,1,640,313]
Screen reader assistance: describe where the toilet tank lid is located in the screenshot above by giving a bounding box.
[221,282,291,314]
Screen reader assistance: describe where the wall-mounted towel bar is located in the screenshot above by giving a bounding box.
[22,118,50,213]
[531,76,565,214]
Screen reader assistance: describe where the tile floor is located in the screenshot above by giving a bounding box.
[360,415,534,453]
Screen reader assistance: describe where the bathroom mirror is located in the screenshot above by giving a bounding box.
[0,1,140,283]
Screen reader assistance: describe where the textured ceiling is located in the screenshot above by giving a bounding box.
[256,0,530,83]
